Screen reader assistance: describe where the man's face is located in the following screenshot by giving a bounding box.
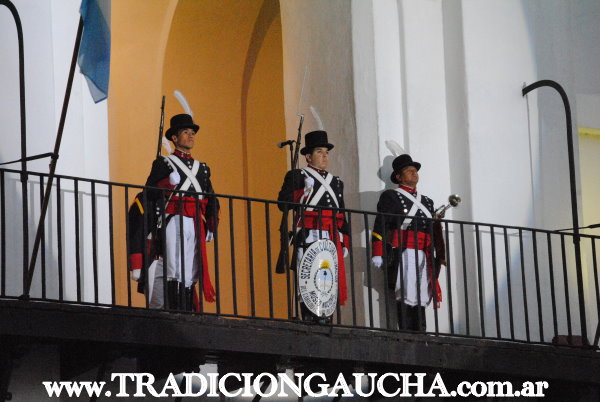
[172,127,196,151]
[306,147,329,170]
[397,165,419,188]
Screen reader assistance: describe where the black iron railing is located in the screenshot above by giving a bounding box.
[1,167,598,347]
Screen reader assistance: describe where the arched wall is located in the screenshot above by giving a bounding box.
[108,0,179,306]
[109,0,288,313]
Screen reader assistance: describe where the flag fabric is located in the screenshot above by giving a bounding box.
[78,0,110,103]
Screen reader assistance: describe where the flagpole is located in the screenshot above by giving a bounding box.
[21,17,84,298]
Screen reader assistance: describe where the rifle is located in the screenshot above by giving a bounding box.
[156,95,166,158]
[276,64,308,273]
[275,113,304,273]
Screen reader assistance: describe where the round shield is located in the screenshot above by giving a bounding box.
[297,239,339,318]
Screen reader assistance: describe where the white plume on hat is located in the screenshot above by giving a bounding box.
[174,90,193,117]
[385,140,405,156]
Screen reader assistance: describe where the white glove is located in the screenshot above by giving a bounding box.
[169,170,180,185]
[372,256,383,269]
[205,230,214,242]
[132,269,141,281]
[343,247,349,258]
[304,177,314,192]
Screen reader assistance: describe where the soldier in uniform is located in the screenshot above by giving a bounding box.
[277,130,349,323]
[132,113,219,310]
[371,154,445,331]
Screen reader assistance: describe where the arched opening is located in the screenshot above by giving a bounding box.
[110,0,288,315]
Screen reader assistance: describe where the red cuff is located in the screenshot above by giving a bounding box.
[206,216,218,233]
[129,253,142,270]
[157,177,175,189]
[342,234,350,249]
[372,240,382,257]
[293,188,305,202]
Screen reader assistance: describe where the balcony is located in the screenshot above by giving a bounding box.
[1,167,599,400]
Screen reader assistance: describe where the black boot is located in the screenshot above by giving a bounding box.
[414,306,426,332]
[183,286,194,312]
[166,280,180,310]
[397,302,412,330]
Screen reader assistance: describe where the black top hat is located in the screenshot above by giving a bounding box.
[165,114,199,140]
[300,130,334,155]
[390,154,421,184]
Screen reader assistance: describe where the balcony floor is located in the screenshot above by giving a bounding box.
[1,298,598,389]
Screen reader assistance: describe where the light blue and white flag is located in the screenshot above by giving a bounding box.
[78,0,110,103]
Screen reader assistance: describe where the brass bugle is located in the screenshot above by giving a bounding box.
[435,194,462,218]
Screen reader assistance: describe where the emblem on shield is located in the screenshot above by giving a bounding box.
[298,239,339,318]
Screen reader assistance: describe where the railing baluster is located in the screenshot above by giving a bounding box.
[503,227,514,340]
[39,176,46,299]
[247,200,255,317]
[178,194,186,310]
[159,192,168,311]
[460,223,469,335]
[445,221,454,335]
[265,203,274,319]
[124,188,132,307]
[414,224,422,332]
[490,226,500,338]
[430,217,439,335]
[346,212,357,327]
[213,195,221,316]
[532,230,544,342]
[380,214,389,330]
[475,224,484,337]
[363,213,373,328]
[547,233,558,342]
[56,178,63,301]
[193,197,202,311]
[282,204,292,320]
[74,179,81,302]
[519,228,530,342]
[91,182,99,304]
[108,184,115,305]
[229,198,238,316]
[1,171,5,297]
[333,210,342,326]
[397,215,405,330]
[296,206,305,321]
[560,234,572,338]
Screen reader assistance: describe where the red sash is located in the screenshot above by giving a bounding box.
[166,197,216,304]
[298,210,347,306]
[399,230,443,308]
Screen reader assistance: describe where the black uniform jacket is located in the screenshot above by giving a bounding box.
[372,187,445,288]
[278,167,349,236]
[145,152,219,232]
[276,167,349,272]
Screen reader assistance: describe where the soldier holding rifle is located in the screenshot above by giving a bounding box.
[131,113,219,311]
[277,131,349,323]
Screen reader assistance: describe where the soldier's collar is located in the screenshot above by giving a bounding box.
[308,165,328,175]
[174,149,193,159]
[399,184,417,194]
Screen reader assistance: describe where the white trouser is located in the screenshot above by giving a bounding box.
[163,215,198,287]
[149,216,197,309]
[395,249,430,306]
[149,262,166,309]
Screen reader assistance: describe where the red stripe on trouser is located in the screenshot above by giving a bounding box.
[299,211,347,306]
